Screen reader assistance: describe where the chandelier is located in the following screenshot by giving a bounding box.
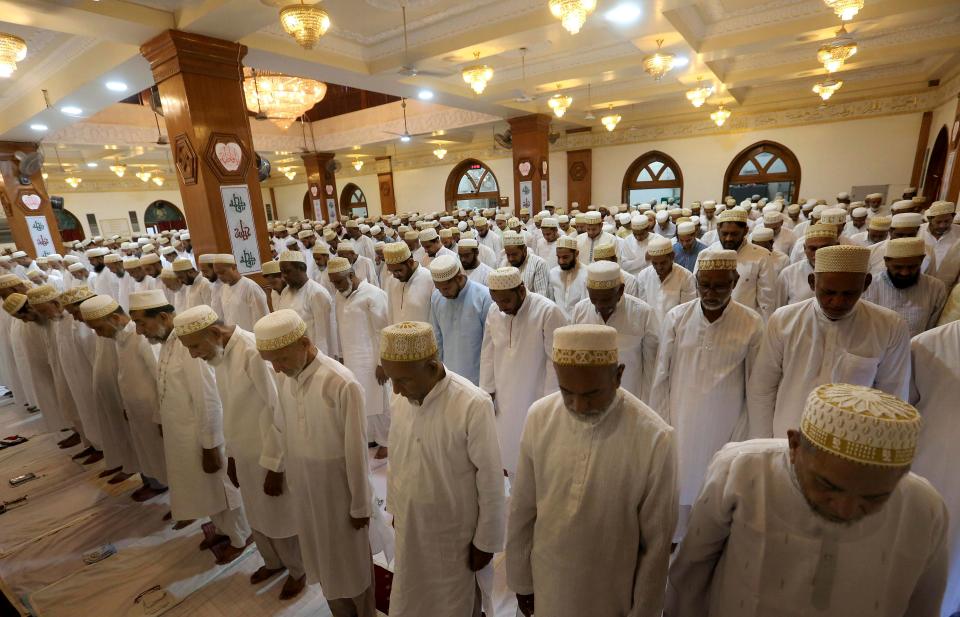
[152,176,165,187]
[813,79,843,101]
[433,147,447,160]
[279,1,331,50]
[110,162,126,178]
[285,170,296,180]
[643,39,675,81]
[352,158,363,171]
[685,79,713,108]
[462,52,494,95]
[710,105,731,127]
[244,69,327,130]
[601,107,621,131]
[0,33,27,78]
[549,0,597,35]
[548,90,573,118]
[817,26,857,73]
[136,169,152,183]
[823,0,863,21]
[65,176,82,188]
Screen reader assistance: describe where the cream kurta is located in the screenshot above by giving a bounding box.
[480,292,566,474]
[351,255,380,287]
[635,264,697,321]
[747,298,911,438]
[213,328,296,539]
[115,321,166,482]
[667,440,948,617]
[220,276,269,332]
[572,294,660,402]
[650,299,762,506]
[384,263,434,324]
[621,234,651,276]
[705,241,777,320]
[862,271,947,336]
[465,262,493,287]
[334,281,390,419]
[184,275,216,310]
[775,259,814,309]
[275,353,373,597]
[23,322,66,432]
[547,265,588,321]
[387,371,505,617]
[277,280,337,357]
[910,320,960,617]
[507,390,677,617]
[9,319,38,407]
[157,331,242,520]
[0,311,27,409]
[577,231,621,264]
[91,336,139,472]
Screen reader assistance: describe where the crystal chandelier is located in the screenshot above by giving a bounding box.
[710,105,731,127]
[600,107,621,131]
[244,69,327,130]
[65,176,82,188]
[548,0,597,35]
[109,162,126,178]
[352,158,363,171]
[548,90,573,118]
[0,33,27,78]
[279,1,331,50]
[813,79,843,101]
[643,39,675,81]
[136,168,152,183]
[685,79,713,108]
[823,0,864,21]
[285,170,296,180]
[817,26,857,73]
[433,147,447,160]
[152,176,165,187]
[462,52,494,95]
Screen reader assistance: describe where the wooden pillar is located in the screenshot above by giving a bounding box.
[376,156,396,217]
[140,30,271,273]
[301,152,339,223]
[507,114,552,216]
[943,95,960,203]
[910,111,933,190]
[566,148,592,211]
[0,142,64,257]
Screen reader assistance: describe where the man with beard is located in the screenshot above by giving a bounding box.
[621,216,654,276]
[344,219,377,262]
[85,248,115,298]
[576,210,620,264]
[335,241,379,287]
[547,236,588,321]
[501,230,549,298]
[383,242,434,324]
[535,217,560,271]
[458,239,493,287]
[197,254,224,317]
[261,260,285,308]
[667,383,947,617]
[474,217,503,260]
[428,255,492,386]
[174,258,217,311]
[775,224,838,309]
[862,237,946,336]
[418,228,456,268]
[708,208,776,320]
[214,254,269,332]
[68,262,95,288]
[636,236,697,322]
[276,251,337,358]
[849,214,891,247]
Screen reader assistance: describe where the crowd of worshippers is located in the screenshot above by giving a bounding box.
[0,187,958,617]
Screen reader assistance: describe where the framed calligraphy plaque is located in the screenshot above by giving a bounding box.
[219,184,261,274]
[25,215,55,257]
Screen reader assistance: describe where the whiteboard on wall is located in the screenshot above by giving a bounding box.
[99,218,132,236]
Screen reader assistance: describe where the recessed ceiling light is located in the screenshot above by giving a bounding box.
[86,162,98,168]
[417,89,434,100]
[400,135,411,143]
[673,56,690,68]
[105,81,128,92]
[60,106,82,116]
[604,3,642,24]
[30,123,48,131]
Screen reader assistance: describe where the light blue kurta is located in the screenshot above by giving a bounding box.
[430,279,492,385]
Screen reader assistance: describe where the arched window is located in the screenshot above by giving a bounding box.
[445,159,500,211]
[144,200,187,232]
[54,208,85,242]
[341,183,368,218]
[622,151,684,206]
[723,141,801,203]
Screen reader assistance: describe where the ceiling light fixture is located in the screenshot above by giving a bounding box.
[710,105,731,127]
[823,0,864,21]
[352,158,363,171]
[152,176,165,187]
[105,81,128,92]
[279,0,331,49]
[30,123,48,131]
[417,89,434,100]
[65,176,82,188]
[433,147,447,160]
[462,52,494,95]
[136,168,152,183]
[110,162,126,178]
[685,78,713,108]
[549,0,597,35]
[42,172,48,180]
[813,78,843,100]
[60,106,83,116]
[86,162,98,168]
[284,170,297,180]
[601,107,621,131]
[643,39,675,81]
[817,25,857,73]
[0,33,27,79]
[548,87,573,118]
[243,68,327,130]
[604,2,642,24]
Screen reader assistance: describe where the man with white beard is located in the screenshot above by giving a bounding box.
[129,290,250,563]
[176,306,305,600]
[213,254,269,332]
[547,236,588,321]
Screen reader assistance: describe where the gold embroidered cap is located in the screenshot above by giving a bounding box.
[173,304,219,337]
[891,212,923,229]
[820,207,847,225]
[502,230,525,247]
[60,285,94,306]
[172,258,195,272]
[0,274,23,289]
[159,267,179,280]
[312,243,330,255]
[586,261,622,289]
[3,293,27,316]
[696,249,738,271]
[140,253,161,265]
[926,201,955,218]
[79,295,119,320]
[717,208,748,224]
[868,215,892,231]
[552,324,619,366]
[211,254,236,265]
[800,383,920,467]
[885,237,925,259]
[814,245,870,274]
[261,260,281,275]
[279,250,305,264]
[327,256,352,274]
[380,321,438,362]
[557,236,578,250]
[254,309,307,351]
[122,258,141,270]
[26,284,60,305]
[646,236,674,257]
[592,242,616,260]
[751,227,774,242]
[805,223,838,240]
[384,242,412,264]
[583,211,602,224]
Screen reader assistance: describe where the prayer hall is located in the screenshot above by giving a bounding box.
[1,0,959,615]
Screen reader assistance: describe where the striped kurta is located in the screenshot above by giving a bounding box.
[862,271,947,337]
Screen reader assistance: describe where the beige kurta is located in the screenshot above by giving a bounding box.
[115,321,166,482]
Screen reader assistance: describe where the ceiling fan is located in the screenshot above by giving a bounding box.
[397,5,451,78]
[511,47,538,103]
[383,98,433,142]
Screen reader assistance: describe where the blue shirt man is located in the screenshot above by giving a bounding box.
[429,256,493,385]
[673,222,707,272]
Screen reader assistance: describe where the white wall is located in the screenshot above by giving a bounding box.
[393,156,513,215]
[58,189,185,237]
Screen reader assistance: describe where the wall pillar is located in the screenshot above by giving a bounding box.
[375,156,396,217]
[0,142,64,257]
[507,114,552,215]
[301,152,339,222]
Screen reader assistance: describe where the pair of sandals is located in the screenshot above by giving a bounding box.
[0,435,27,450]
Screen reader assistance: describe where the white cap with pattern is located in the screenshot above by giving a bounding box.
[885,237,925,259]
[129,289,170,311]
[586,261,622,289]
[173,304,219,337]
[552,324,618,366]
[429,254,460,282]
[487,266,522,291]
[380,321,438,362]
[254,309,307,351]
[814,245,871,274]
[80,295,119,320]
[647,236,674,257]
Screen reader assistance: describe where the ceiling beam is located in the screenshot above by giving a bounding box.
[0,0,172,44]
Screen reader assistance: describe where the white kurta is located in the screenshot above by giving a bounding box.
[220,276,269,332]
[705,241,777,320]
[477,243,499,269]
[479,292,566,474]
[115,321,166,482]
[862,272,946,337]
[650,299,762,506]
[666,440,948,617]
[0,311,27,409]
[548,265,588,321]
[387,371,505,617]
[775,259,814,309]
[9,319,38,407]
[577,231,621,264]
[747,298,911,438]
[214,328,296,539]
[507,390,677,617]
[465,262,494,287]
[277,280,337,358]
[635,264,697,322]
[275,353,373,597]
[537,239,559,271]
[91,336,139,472]
[157,331,242,520]
[477,231,502,257]
[572,294,660,402]
[384,263,434,325]
[334,281,390,419]
[621,234,651,276]
[351,255,380,287]
[909,320,960,617]
[92,270,119,300]
[184,275,216,310]
[24,322,67,432]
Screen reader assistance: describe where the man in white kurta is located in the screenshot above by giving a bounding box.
[572,261,659,402]
[708,208,777,320]
[501,230,550,298]
[667,384,948,617]
[56,286,104,462]
[381,321,505,617]
[327,257,391,453]
[862,237,946,336]
[910,319,960,617]
[577,211,621,264]
[383,242,434,324]
[548,237,588,321]
[277,251,338,358]
[621,218,653,276]
[775,224,837,309]
[535,218,560,271]
[458,239,494,287]
[129,291,250,561]
[747,245,912,438]
[636,236,697,321]
[176,307,305,600]
[174,258,217,310]
[336,242,379,287]
[213,254,269,333]
[507,324,677,617]
[650,250,763,541]
[255,310,375,617]
[480,267,566,476]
